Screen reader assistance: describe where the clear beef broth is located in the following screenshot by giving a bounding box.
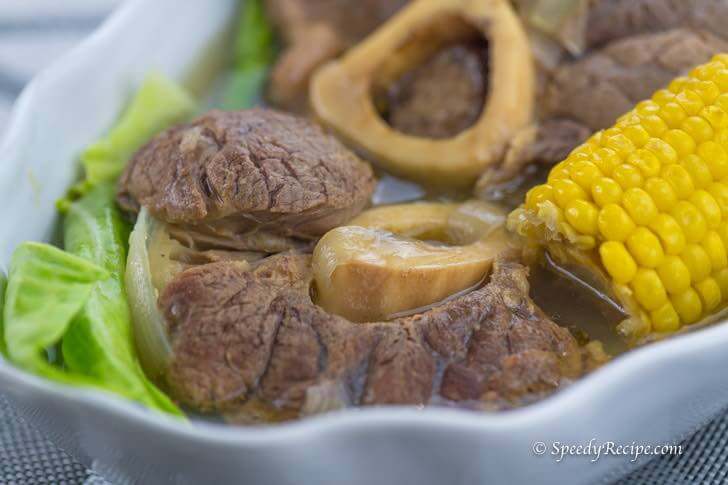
[529,261,628,355]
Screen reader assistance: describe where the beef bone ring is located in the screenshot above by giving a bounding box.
[309,0,535,188]
[313,200,513,322]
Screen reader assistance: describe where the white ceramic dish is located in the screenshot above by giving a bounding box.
[1,1,727,484]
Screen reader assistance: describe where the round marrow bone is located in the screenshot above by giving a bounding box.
[312,201,512,322]
[309,0,535,188]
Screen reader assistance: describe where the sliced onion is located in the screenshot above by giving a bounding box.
[125,208,172,380]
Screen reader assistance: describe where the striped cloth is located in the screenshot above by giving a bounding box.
[0,1,727,484]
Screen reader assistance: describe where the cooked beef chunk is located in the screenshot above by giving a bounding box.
[118,109,375,253]
[476,0,728,197]
[586,0,728,49]
[478,27,728,197]
[542,28,728,132]
[265,0,409,111]
[161,252,582,416]
[381,42,489,139]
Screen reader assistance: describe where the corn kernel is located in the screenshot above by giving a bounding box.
[628,149,661,177]
[682,243,713,282]
[600,241,638,284]
[592,148,622,175]
[715,69,728,91]
[623,188,658,225]
[602,127,622,139]
[613,164,644,190]
[696,278,722,313]
[663,129,696,158]
[649,214,687,255]
[657,256,692,294]
[651,302,680,333]
[552,179,587,207]
[669,76,690,94]
[598,204,636,241]
[672,201,708,243]
[569,160,602,191]
[682,116,714,144]
[698,141,728,179]
[603,133,635,158]
[702,231,728,270]
[525,185,554,210]
[692,80,721,104]
[714,267,728,297]
[693,61,723,81]
[637,100,660,115]
[623,125,651,147]
[565,152,591,166]
[662,164,695,199]
[718,222,728,249]
[654,89,675,104]
[632,269,668,311]
[699,105,728,131]
[714,54,728,68]
[676,90,704,115]
[627,227,665,268]
[718,95,728,118]
[591,177,623,207]
[565,200,599,236]
[690,190,722,228]
[547,162,571,184]
[708,182,728,216]
[617,112,641,127]
[645,178,677,211]
[645,138,678,165]
[681,155,713,189]
[640,114,669,137]
[659,102,687,128]
[672,287,703,324]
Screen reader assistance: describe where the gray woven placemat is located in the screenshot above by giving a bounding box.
[0,396,108,485]
[1,391,726,485]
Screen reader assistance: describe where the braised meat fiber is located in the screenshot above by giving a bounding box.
[585,0,728,49]
[118,109,375,253]
[161,252,583,417]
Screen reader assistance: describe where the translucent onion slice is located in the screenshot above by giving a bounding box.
[125,208,172,380]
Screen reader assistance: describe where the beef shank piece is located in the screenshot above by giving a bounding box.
[542,28,728,134]
[161,252,583,418]
[586,0,728,49]
[476,0,728,195]
[265,0,409,111]
[118,109,375,253]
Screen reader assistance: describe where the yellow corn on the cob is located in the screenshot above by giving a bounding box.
[509,55,728,339]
